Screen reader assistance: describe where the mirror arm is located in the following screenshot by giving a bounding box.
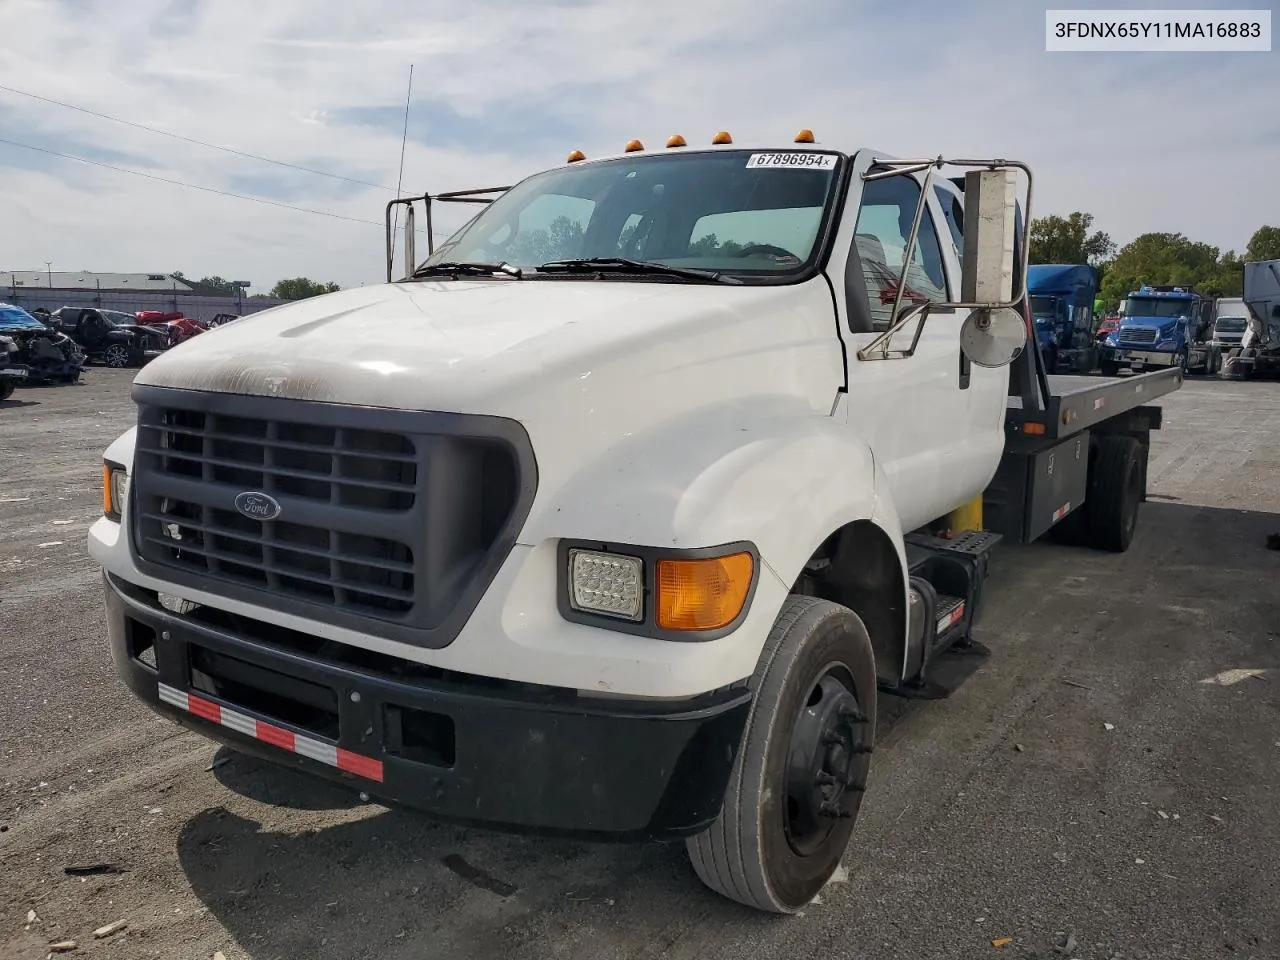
[856,301,932,361]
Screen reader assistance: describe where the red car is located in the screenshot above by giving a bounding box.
[1094,314,1120,341]
[134,311,207,343]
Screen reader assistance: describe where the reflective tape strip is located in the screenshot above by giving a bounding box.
[156,682,383,783]
[936,602,966,634]
[1052,502,1072,522]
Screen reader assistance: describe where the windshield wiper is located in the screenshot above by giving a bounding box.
[411,261,523,279]
[536,258,742,284]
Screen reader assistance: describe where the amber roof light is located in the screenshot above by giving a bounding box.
[567,149,586,162]
[794,128,815,143]
[624,139,644,152]
[666,134,687,148]
[711,131,733,144]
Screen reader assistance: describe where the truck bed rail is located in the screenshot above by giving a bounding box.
[1005,367,1182,439]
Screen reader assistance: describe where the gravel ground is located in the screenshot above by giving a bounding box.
[1,368,1278,960]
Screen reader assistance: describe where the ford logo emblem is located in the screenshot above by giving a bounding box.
[234,491,281,521]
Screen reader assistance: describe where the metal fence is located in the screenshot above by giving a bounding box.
[3,286,289,322]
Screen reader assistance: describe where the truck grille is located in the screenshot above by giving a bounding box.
[1118,327,1158,345]
[128,386,536,649]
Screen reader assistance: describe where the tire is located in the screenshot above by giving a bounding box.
[0,380,14,401]
[1085,436,1143,553]
[1099,360,1119,377]
[686,596,877,913]
[103,343,132,368]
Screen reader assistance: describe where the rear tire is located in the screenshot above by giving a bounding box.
[1085,436,1143,553]
[686,596,877,913]
[0,380,14,401]
[1100,359,1119,377]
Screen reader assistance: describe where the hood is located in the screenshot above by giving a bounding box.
[134,279,827,414]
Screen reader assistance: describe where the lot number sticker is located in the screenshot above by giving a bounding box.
[745,152,837,170]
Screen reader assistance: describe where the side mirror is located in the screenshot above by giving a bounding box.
[960,307,1026,367]
[957,169,1026,368]
[960,169,1017,303]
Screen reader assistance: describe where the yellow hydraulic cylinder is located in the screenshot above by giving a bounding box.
[946,496,984,535]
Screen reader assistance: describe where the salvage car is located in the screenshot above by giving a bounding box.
[0,302,85,386]
[48,306,168,367]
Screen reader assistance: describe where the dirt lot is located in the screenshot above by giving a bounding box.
[2,368,1278,960]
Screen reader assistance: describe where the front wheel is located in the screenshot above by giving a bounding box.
[686,596,877,913]
[0,380,14,401]
[103,343,132,368]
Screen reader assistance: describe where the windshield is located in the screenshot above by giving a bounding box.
[1215,317,1247,332]
[421,149,843,279]
[100,310,137,325]
[1030,296,1057,318]
[1124,297,1192,320]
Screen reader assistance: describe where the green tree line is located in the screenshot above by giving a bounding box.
[1028,215,1280,310]
[171,272,342,301]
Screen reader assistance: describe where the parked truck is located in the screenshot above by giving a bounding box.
[1027,263,1099,373]
[1099,284,1220,376]
[1210,297,1249,352]
[90,134,1182,914]
[1221,259,1280,380]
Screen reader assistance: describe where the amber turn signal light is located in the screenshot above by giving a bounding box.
[655,552,754,631]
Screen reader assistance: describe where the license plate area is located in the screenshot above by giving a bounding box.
[188,646,340,741]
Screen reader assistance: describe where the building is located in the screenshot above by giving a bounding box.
[0,270,286,321]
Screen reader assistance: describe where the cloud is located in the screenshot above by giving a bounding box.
[0,0,1275,291]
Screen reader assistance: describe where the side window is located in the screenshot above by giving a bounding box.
[933,185,965,256]
[461,192,594,264]
[850,175,950,330]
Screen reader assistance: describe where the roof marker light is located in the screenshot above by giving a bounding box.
[794,128,815,143]
[711,131,733,144]
[666,134,687,148]
[624,139,644,152]
[567,149,586,163]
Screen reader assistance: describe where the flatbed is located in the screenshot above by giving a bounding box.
[1005,367,1183,440]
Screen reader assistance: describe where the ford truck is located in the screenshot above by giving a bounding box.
[89,133,1181,913]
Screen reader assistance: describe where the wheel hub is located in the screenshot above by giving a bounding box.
[783,667,871,856]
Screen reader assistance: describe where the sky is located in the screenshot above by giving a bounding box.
[0,0,1276,294]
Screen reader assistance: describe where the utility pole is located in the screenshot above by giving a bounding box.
[45,260,52,287]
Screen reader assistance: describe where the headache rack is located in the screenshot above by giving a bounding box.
[385,187,512,283]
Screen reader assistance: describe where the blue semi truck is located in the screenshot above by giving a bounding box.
[1099,284,1219,376]
[1027,264,1100,373]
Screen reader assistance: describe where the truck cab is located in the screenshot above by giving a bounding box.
[89,133,1180,915]
[1026,263,1099,373]
[1211,297,1249,350]
[1100,284,1219,376]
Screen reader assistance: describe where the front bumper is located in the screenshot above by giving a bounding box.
[0,365,28,381]
[1100,346,1178,367]
[105,573,750,841]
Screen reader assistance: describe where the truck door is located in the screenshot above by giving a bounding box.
[822,155,1009,532]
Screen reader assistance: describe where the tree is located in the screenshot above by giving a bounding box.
[1029,212,1116,265]
[1099,232,1228,305]
[268,277,341,300]
[1246,225,1280,262]
[197,275,239,295]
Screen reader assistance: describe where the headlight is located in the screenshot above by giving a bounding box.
[103,461,129,521]
[568,549,644,621]
[563,544,756,634]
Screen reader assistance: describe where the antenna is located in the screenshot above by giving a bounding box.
[390,64,414,269]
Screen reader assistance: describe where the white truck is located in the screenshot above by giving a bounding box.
[89,133,1182,913]
[1210,297,1249,351]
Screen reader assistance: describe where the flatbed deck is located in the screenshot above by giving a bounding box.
[1005,367,1183,439]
